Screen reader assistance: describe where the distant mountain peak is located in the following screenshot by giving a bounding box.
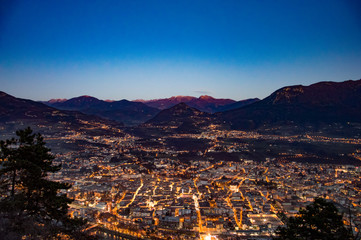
[145,102,213,130]
[169,96,195,101]
[172,102,192,108]
[199,95,214,100]
[64,95,102,105]
[76,95,99,100]
[221,79,361,130]
[162,102,201,116]
[138,95,237,112]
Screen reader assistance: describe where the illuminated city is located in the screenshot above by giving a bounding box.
[1,1,361,239]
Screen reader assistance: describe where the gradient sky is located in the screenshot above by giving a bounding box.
[1,0,361,101]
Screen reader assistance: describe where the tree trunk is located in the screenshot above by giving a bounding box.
[11,168,16,198]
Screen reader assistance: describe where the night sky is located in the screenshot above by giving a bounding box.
[1,0,361,101]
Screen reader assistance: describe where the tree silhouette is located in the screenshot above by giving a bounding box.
[273,197,354,240]
[0,127,91,239]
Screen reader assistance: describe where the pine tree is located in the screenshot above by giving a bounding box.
[273,198,354,240]
[0,127,91,239]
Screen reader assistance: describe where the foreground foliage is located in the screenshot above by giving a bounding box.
[0,127,93,239]
[273,197,354,240]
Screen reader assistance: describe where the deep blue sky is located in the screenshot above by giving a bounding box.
[1,0,361,101]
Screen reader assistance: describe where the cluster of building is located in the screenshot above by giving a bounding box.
[47,128,361,239]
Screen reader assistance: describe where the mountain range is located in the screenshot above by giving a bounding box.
[135,95,259,113]
[2,78,361,134]
[0,91,121,136]
[44,96,160,126]
[44,95,258,125]
[136,79,361,134]
[220,79,361,130]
